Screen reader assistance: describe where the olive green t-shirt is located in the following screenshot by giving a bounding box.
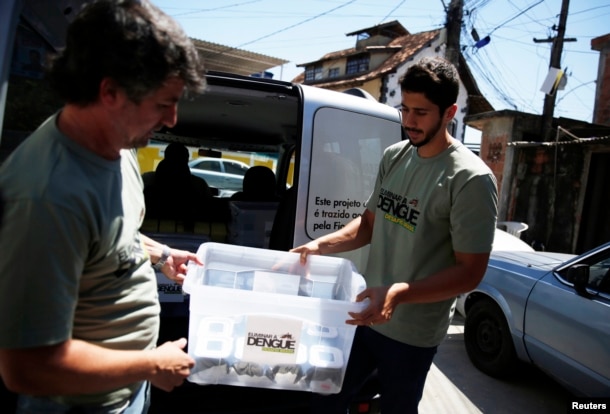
[0,114,160,406]
[364,139,498,347]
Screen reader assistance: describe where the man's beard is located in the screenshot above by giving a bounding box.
[403,118,443,148]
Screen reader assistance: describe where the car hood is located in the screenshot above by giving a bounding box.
[490,250,575,271]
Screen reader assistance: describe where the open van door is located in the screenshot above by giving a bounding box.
[0,0,90,159]
[0,0,21,134]
[293,84,402,270]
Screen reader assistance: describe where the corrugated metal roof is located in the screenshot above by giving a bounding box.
[192,39,288,77]
[508,135,610,147]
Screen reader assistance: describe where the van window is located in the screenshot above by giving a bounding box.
[306,107,399,239]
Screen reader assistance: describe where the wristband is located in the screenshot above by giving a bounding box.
[153,245,171,270]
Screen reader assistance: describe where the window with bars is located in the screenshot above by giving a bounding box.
[304,65,323,81]
[328,67,340,78]
[346,56,369,75]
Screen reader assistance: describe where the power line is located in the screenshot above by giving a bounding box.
[379,0,407,24]
[233,0,358,49]
[569,4,610,16]
[461,0,583,117]
[488,0,544,35]
[169,1,263,18]
[464,49,521,110]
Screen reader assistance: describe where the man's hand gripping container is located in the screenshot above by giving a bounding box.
[183,242,367,394]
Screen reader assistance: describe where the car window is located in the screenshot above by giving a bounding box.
[189,160,204,170]
[199,160,220,172]
[590,256,610,294]
[224,161,249,176]
[558,250,610,295]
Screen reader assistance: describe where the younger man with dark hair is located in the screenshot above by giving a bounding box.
[292,56,498,413]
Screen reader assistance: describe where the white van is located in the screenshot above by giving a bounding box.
[137,71,404,414]
[142,71,403,267]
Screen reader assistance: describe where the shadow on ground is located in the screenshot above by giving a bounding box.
[425,314,574,414]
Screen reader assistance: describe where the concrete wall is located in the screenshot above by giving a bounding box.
[478,116,514,218]
[474,112,592,253]
[509,144,585,253]
[592,33,610,126]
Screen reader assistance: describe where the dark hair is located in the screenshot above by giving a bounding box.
[399,57,459,114]
[48,0,206,105]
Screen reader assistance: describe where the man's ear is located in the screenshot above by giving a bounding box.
[99,77,125,108]
[444,103,458,122]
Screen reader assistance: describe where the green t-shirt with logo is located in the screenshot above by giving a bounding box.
[364,139,498,347]
[0,114,160,406]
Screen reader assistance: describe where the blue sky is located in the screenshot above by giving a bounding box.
[153,0,609,131]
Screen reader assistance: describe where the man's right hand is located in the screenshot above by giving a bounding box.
[149,338,195,392]
[290,241,321,265]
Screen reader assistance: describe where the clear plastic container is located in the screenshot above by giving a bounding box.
[183,242,367,394]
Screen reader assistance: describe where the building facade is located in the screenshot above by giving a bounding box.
[294,21,492,143]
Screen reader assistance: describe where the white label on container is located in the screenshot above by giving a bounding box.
[241,315,303,365]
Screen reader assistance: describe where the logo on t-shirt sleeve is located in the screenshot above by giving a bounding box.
[114,232,148,277]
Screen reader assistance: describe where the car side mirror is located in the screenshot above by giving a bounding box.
[566,264,591,298]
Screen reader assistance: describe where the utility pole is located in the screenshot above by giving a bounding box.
[535,0,575,142]
[445,0,463,68]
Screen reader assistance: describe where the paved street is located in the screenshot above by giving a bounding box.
[419,314,573,414]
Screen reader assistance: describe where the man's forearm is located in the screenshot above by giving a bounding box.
[0,339,156,395]
[141,233,169,265]
[318,209,374,254]
[394,252,490,305]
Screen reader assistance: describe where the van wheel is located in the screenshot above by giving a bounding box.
[464,298,518,378]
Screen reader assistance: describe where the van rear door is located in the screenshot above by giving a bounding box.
[293,85,402,270]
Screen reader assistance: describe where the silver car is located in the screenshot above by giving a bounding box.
[188,157,250,196]
[459,241,610,397]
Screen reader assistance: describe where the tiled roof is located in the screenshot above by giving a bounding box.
[293,27,494,115]
[305,29,442,89]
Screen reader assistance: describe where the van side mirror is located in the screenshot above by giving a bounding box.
[566,264,591,298]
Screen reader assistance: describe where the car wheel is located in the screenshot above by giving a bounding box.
[464,298,518,378]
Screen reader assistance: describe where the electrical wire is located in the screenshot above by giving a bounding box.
[380,0,407,24]
[488,0,544,35]
[168,1,263,18]
[460,0,570,115]
[232,0,358,49]
[156,0,603,122]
